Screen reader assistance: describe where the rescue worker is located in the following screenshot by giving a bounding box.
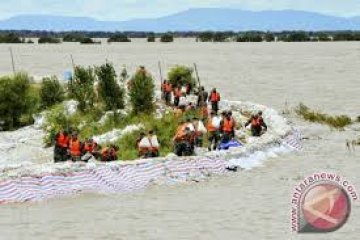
[173,85,182,107]
[148,130,160,157]
[164,80,173,105]
[244,114,267,137]
[82,138,99,161]
[207,111,221,151]
[161,80,167,100]
[68,132,82,162]
[54,129,69,163]
[197,86,208,107]
[173,126,194,156]
[221,112,236,142]
[208,88,221,113]
[101,145,118,162]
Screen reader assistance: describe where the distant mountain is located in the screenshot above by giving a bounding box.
[0,8,360,32]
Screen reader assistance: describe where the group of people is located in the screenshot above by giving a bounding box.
[54,129,118,163]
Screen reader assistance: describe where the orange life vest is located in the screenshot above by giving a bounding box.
[57,133,69,148]
[174,87,182,98]
[84,142,96,153]
[174,124,187,141]
[251,118,261,127]
[207,119,217,132]
[222,118,235,133]
[210,92,220,102]
[69,139,81,156]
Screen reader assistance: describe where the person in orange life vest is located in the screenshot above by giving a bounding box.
[207,111,221,151]
[208,88,221,113]
[163,80,173,105]
[227,110,237,138]
[245,114,267,137]
[82,138,99,159]
[147,130,160,157]
[68,132,83,162]
[221,112,236,143]
[54,128,70,163]
[173,85,182,107]
[101,145,118,162]
[173,126,194,156]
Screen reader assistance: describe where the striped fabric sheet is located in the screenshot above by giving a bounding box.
[282,128,303,150]
[0,158,227,204]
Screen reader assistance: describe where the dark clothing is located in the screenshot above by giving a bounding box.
[245,116,267,137]
[174,97,180,107]
[165,92,171,105]
[208,131,220,151]
[174,140,194,156]
[197,91,208,107]
[54,145,68,163]
[211,102,219,113]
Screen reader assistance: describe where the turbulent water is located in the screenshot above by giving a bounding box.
[0,40,359,239]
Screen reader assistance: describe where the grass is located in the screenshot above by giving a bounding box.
[43,103,197,160]
[295,103,352,129]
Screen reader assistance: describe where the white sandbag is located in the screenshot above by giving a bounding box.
[179,96,188,106]
[197,121,207,134]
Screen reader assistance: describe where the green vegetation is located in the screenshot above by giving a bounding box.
[68,66,96,112]
[236,33,263,42]
[108,33,131,42]
[63,33,86,42]
[40,76,65,109]
[0,33,25,43]
[128,69,155,114]
[38,37,61,44]
[296,103,352,129]
[198,31,214,42]
[0,73,40,130]
[95,63,125,111]
[160,33,174,42]
[357,116,360,122]
[167,65,196,89]
[80,37,100,44]
[147,33,156,42]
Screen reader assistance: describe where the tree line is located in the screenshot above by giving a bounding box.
[2,30,360,43]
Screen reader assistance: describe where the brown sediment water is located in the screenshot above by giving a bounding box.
[0,40,359,240]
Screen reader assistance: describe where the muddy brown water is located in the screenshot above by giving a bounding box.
[0,41,359,240]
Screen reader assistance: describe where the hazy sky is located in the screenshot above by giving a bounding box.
[0,0,359,20]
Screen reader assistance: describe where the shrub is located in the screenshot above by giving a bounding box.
[295,103,352,129]
[38,37,61,44]
[108,34,131,42]
[264,33,275,42]
[285,32,310,42]
[128,68,155,114]
[0,72,39,130]
[147,33,156,42]
[198,31,214,42]
[0,33,24,43]
[40,76,65,109]
[167,65,197,89]
[213,32,227,42]
[63,33,85,42]
[95,62,125,111]
[236,33,263,42]
[80,37,100,44]
[160,33,174,42]
[68,66,96,112]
